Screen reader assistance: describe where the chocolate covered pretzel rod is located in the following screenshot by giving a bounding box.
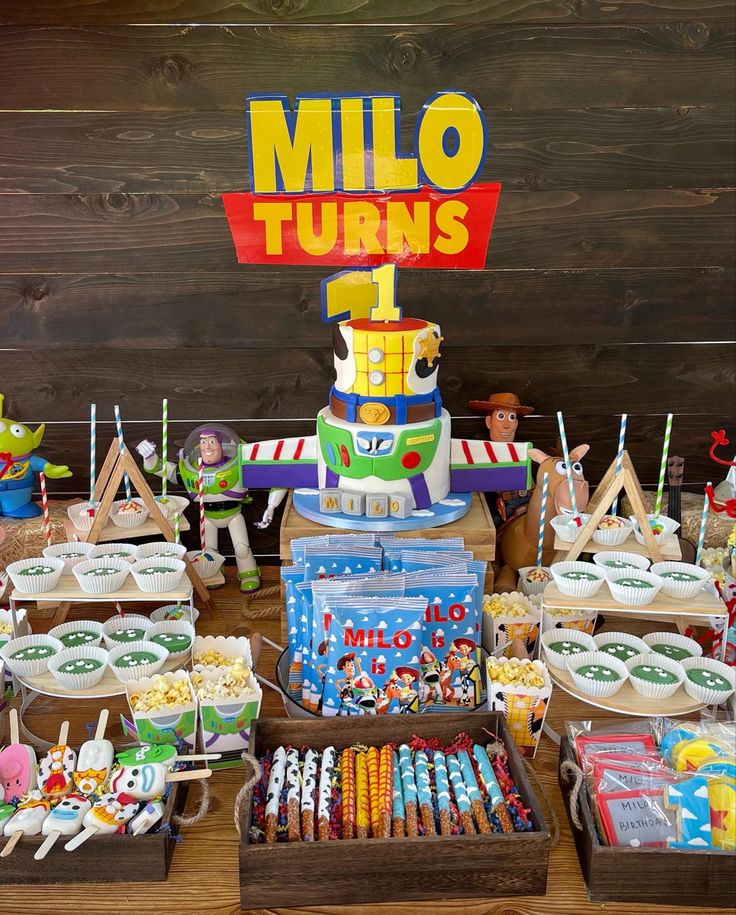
[378,745,393,839]
[355,751,370,839]
[391,750,406,838]
[317,746,335,842]
[341,748,356,840]
[265,746,286,844]
[457,750,491,833]
[398,745,419,837]
[414,750,436,836]
[285,747,301,842]
[433,750,453,836]
[300,748,319,841]
[447,753,475,835]
[473,743,513,833]
[366,746,380,838]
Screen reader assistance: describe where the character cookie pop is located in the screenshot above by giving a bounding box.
[64,793,139,851]
[35,794,92,860]
[109,762,211,801]
[1,790,51,857]
[0,709,37,803]
[129,800,165,836]
[74,709,114,796]
[38,721,76,802]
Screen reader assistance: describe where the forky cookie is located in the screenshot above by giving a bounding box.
[108,761,212,802]
[35,794,92,860]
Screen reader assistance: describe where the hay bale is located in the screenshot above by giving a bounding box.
[620,492,734,548]
[0,500,77,568]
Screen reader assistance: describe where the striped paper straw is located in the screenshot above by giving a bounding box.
[89,402,96,505]
[556,412,580,523]
[174,511,180,545]
[654,413,673,518]
[113,404,132,502]
[695,483,712,566]
[39,471,52,546]
[197,459,206,551]
[161,398,168,499]
[536,472,548,568]
[610,412,627,517]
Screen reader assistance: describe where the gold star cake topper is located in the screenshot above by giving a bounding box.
[417,331,444,366]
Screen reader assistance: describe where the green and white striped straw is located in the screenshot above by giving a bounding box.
[161,397,168,499]
[174,511,180,545]
[653,413,673,518]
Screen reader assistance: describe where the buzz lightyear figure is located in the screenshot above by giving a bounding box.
[136,424,285,592]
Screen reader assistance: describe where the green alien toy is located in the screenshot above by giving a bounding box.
[0,393,72,518]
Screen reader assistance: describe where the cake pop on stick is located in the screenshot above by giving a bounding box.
[457,750,491,833]
[472,744,513,833]
[2,790,51,857]
[64,793,139,851]
[74,708,114,797]
[316,746,335,842]
[264,746,286,844]
[109,763,211,802]
[129,800,165,836]
[38,721,76,802]
[0,709,37,802]
[433,750,452,836]
[35,794,92,860]
[414,751,436,836]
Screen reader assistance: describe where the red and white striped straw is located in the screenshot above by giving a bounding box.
[197,459,206,552]
[39,471,52,546]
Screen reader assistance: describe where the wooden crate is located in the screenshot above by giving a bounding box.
[0,782,188,884]
[558,737,735,907]
[239,711,549,909]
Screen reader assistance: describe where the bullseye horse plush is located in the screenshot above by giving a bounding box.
[495,443,590,592]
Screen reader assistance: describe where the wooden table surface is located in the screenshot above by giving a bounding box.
[1,567,732,915]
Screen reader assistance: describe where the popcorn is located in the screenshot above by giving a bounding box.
[700,547,728,585]
[192,647,239,668]
[0,621,13,635]
[129,673,192,713]
[190,663,256,701]
[483,593,534,619]
[486,656,547,689]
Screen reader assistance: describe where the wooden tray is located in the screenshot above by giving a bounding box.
[64,514,191,544]
[17,654,184,700]
[558,737,735,907]
[553,534,681,560]
[10,572,192,604]
[548,666,706,717]
[542,583,725,619]
[239,712,550,908]
[0,780,188,883]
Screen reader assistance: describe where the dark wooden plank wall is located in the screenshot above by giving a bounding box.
[1,1,734,558]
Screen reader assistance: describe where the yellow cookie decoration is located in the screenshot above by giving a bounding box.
[672,737,734,772]
[709,779,736,851]
[359,402,391,425]
[417,331,444,367]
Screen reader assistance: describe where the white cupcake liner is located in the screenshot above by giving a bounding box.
[49,619,104,650]
[643,631,703,663]
[67,501,100,532]
[42,541,95,570]
[88,542,138,563]
[550,561,606,598]
[0,606,28,639]
[130,557,186,593]
[591,517,633,546]
[650,561,710,600]
[518,566,552,596]
[0,633,64,677]
[186,550,225,581]
[110,498,149,529]
[72,557,131,595]
[680,656,736,705]
[592,551,650,572]
[566,650,629,698]
[594,631,649,664]
[151,603,200,625]
[147,619,195,662]
[107,639,168,683]
[551,513,591,543]
[604,567,664,606]
[134,541,188,561]
[630,513,680,539]
[47,645,110,690]
[153,494,190,520]
[541,629,596,670]
[625,652,685,700]
[6,556,65,594]
[103,614,153,649]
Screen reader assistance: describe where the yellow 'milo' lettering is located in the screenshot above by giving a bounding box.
[371,97,418,191]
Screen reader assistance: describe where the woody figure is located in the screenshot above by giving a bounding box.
[468,392,535,526]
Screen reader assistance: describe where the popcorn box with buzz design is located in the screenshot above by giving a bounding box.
[486,657,552,758]
[124,669,198,751]
[192,667,262,758]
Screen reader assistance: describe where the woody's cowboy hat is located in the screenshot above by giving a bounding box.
[467,392,534,417]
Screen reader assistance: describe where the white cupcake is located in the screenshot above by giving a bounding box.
[134,541,188,561]
[88,542,138,563]
[42,541,94,570]
[67,500,100,533]
[151,603,200,625]
[643,631,703,663]
[550,513,591,543]
[49,619,104,650]
[650,561,710,600]
[625,652,685,700]
[541,629,596,670]
[604,567,664,606]
[680,656,736,706]
[594,631,650,664]
[186,549,225,581]
[6,556,65,594]
[73,557,131,594]
[102,613,153,649]
[566,650,628,698]
[0,633,64,677]
[147,620,195,663]
[153,494,190,520]
[592,515,633,547]
[110,498,149,529]
[107,640,168,683]
[550,561,606,598]
[48,646,109,691]
[630,513,680,548]
[592,551,650,573]
[130,557,186,593]
[518,566,552,596]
